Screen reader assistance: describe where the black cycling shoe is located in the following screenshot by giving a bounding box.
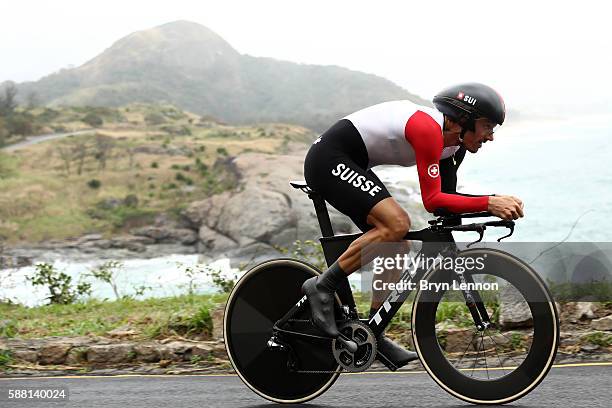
[376,335,418,368]
[301,276,339,338]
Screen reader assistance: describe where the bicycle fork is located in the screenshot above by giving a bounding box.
[456,272,492,331]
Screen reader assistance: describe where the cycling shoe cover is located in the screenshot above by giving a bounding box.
[301,276,339,338]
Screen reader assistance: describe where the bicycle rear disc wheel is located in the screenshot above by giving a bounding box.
[224,258,340,403]
[412,248,559,404]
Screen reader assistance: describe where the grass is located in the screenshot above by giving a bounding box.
[0,350,13,367]
[581,331,612,347]
[0,293,228,339]
[548,281,612,302]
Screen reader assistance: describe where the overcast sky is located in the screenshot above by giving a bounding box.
[2,0,610,117]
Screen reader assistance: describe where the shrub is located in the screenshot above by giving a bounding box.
[276,240,326,270]
[82,113,103,127]
[27,263,92,305]
[123,194,139,208]
[6,113,34,136]
[0,320,17,337]
[175,172,194,185]
[216,147,228,156]
[204,265,237,294]
[150,162,159,169]
[87,179,102,189]
[582,331,612,347]
[144,112,166,126]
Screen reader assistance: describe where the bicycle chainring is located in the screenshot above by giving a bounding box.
[332,320,377,373]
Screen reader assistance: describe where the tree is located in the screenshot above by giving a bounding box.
[0,117,7,146]
[82,112,103,127]
[94,134,114,171]
[26,91,40,109]
[56,145,72,174]
[71,140,88,175]
[0,83,18,117]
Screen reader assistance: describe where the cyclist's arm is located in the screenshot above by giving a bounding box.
[405,111,489,213]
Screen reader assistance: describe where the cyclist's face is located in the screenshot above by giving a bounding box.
[464,118,497,153]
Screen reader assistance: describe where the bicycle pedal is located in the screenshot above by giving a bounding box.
[376,351,399,371]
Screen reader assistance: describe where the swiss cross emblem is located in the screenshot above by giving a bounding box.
[457,92,464,100]
[427,164,439,178]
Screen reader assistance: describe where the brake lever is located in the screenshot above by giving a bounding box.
[496,222,515,242]
[466,225,486,248]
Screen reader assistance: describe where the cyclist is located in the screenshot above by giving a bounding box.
[302,83,524,368]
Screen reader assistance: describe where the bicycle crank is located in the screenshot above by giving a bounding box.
[332,320,377,372]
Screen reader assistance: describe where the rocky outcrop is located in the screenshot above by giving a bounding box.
[183,152,358,265]
[592,316,612,331]
[499,284,533,329]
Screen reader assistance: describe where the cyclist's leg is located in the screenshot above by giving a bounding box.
[303,120,396,335]
[302,120,410,342]
[336,197,410,272]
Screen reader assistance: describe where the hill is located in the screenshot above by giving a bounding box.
[12,20,428,131]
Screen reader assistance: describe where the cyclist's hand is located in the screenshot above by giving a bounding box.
[488,195,524,220]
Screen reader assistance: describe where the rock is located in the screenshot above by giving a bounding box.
[211,307,225,340]
[591,316,612,331]
[79,239,112,250]
[65,347,89,365]
[215,187,294,246]
[0,254,32,269]
[183,152,341,260]
[580,344,600,352]
[133,344,161,363]
[160,341,213,361]
[174,229,199,245]
[184,192,232,229]
[74,234,104,245]
[38,342,72,365]
[573,302,598,321]
[130,226,197,245]
[107,326,139,338]
[499,284,533,329]
[442,328,475,353]
[12,349,38,363]
[87,344,135,364]
[560,331,581,346]
[131,226,172,241]
[198,225,238,252]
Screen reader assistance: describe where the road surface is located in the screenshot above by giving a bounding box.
[0,363,610,407]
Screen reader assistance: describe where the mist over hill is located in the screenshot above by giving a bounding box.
[12,20,428,131]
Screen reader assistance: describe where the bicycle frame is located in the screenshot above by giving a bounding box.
[278,183,509,369]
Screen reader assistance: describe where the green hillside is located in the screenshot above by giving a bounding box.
[12,20,428,131]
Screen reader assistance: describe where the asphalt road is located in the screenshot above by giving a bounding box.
[0,364,610,408]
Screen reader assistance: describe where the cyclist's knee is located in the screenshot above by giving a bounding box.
[380,212,410,241]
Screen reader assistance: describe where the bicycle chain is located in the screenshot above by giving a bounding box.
[286,319,374,374]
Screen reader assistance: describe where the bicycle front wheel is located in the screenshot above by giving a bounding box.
[412,248,559,404]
